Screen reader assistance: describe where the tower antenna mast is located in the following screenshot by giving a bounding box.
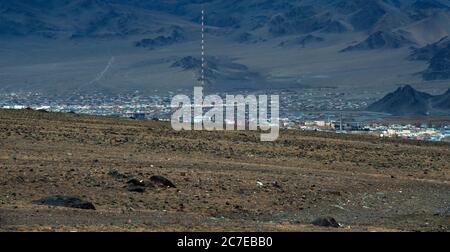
[201,3,206,87]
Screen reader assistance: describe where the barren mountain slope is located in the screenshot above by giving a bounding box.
[1,0,450,95]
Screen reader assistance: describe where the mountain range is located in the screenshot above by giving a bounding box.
[368,85,450,115]
[3,1,450,41]
[0,0,449,96]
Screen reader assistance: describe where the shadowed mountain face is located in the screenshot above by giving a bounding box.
[2,0,449,38]
[170,56,269,90]
[409,36,450,61]
[341,31,414,52]
[368,85,450,115]
[409,37,450,80]
[1,0,450,95]
[423,44,450,80]
[135,27,186,50]
[432,88,450,109]
[0,0,153,38]
[279,35,325,48]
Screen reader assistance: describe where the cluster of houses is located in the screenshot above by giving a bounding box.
[1,91,449,142]
[284,119,450,142]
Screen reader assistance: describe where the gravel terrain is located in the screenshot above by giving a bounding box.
[0,109,448,231]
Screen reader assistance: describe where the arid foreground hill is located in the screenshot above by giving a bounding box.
[0,109,449,232]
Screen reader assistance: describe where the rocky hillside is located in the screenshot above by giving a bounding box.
[409,36,450,80]
[423,44,450,81]
[368,85,450,115]
[1,0,450,95]
[432,88,450,109]
[409,36,450,61]
[341,31,414,52]
[2,0,450,40]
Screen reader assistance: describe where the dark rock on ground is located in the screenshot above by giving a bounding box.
[311,217,340,228]
[126,178,146,192]
[150,175,176,188]
[126,184,146,193]
[272,181,282,188]
[32,195,96,210]
[126,178,145,186]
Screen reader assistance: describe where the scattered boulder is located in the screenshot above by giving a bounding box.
[123,176,176,192]
[272,181,282,188]
[311,217,340,228]
[149,175,176,188]
[32,195,95,210]
[126,179,146,193]
[126,178,145,187]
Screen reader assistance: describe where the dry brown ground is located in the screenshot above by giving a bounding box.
[0,109,449,232]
